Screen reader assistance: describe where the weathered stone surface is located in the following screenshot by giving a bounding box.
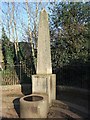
[32,74,56,104]
[2,85,87,119]
[20,94,48,118]
[32,9,56,105]
[50,107,83,119]
[37,9,52,74]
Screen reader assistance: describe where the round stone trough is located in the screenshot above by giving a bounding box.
[20,94,48,118]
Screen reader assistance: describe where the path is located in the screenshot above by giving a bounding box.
[1,85,89,119]
[57,86,89,118]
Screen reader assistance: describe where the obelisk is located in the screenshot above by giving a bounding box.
[32,9,56,104]
[37,9,52,74]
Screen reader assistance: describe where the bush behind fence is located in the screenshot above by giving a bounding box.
[2,65,20,85]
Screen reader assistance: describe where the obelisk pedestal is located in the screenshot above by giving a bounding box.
[32,9,56,104]
[32,74,56,104]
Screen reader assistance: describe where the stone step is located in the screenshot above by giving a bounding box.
[57,86,89,95]
[50,107,83,120]
[52,100,69,109]
[57,86,89,101]
[63,101,89,117]
[48,107,66,119]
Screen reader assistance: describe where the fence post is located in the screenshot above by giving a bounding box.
[20,61,21,84]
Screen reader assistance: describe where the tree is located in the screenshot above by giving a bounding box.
[1,27,14,67]
[49,2,89,69]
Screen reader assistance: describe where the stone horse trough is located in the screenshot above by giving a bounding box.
[20,94,48,118]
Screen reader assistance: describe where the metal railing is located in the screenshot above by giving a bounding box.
[2,62,33,85]
[2,65,20,85]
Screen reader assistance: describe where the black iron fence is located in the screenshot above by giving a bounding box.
[2,63,32,85]
[1,62,88,89]
[2,65,20,85]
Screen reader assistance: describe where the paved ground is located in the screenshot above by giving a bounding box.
[57,86,89,119]
[1,85,23,118]
[2,86,66,119]
[0,85,89,119]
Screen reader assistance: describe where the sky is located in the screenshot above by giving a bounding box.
[0,1,51,42]
[0,2,2,39]
[0,0,89,41]
[0,0,89,2]
[0,2,50,39]
[0,0,59,2]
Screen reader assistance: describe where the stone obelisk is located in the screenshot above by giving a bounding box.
[37,9,52,74]
[32,9,56,104]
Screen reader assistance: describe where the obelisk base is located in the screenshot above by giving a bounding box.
[32,74,56,104]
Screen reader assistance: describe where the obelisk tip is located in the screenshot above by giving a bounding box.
[41,8,46,13]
